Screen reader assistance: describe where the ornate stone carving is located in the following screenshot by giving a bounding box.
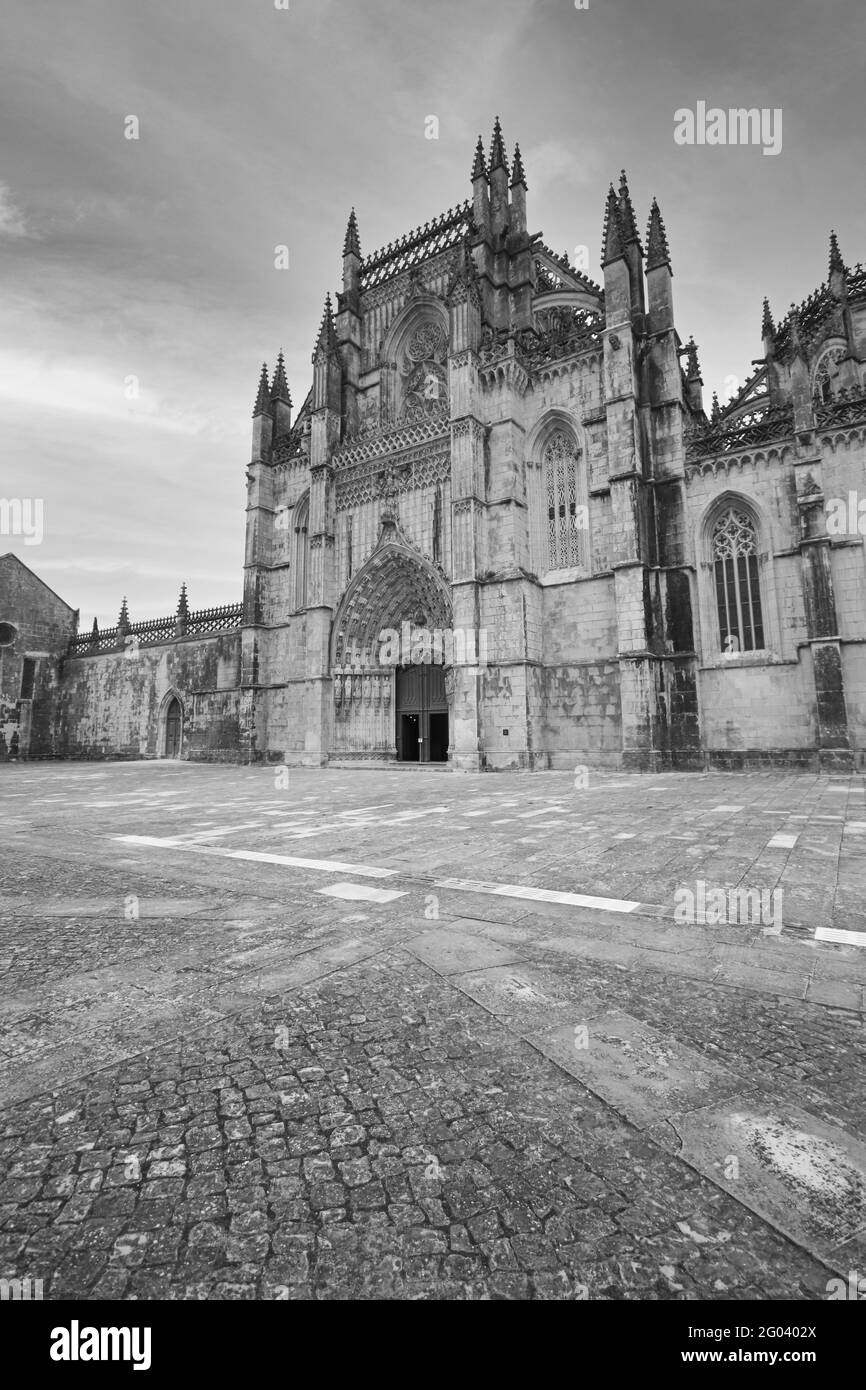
[712,508,757,559]
[399,321,448,422]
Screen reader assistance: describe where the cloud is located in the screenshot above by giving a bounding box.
[0,349,222,437]
[0,181,31,238]
[527,139,604,194]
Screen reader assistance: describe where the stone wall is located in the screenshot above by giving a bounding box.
[53,634,242,761]
[0,554,77,759]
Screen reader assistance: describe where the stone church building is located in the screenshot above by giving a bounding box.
[3,122,866,770]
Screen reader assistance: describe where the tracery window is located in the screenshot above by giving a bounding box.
[543,431,583,571]
[813,345,846,405]
[712,508,764,652]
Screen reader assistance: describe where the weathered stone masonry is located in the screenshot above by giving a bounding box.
[3,128,866,770]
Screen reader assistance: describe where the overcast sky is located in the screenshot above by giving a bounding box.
[1,0,863,626]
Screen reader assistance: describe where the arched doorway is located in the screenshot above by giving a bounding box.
[396,665,449,763]
[164,697,182,758]
[329,519,453,762]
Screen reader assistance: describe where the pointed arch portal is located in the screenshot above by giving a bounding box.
[157,689,184,759]
[330,521,453,762]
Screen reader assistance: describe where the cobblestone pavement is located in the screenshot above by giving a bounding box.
[1,762,865,1299]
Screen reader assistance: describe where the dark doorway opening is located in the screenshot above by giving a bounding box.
[165,697,182,758]
[395,666,449,763]
[399,713,420,761]
[428,711,449,763]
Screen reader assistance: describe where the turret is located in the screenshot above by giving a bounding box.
[617,171,645,318]
[251,361,273,463]
[270,351,292,438]
[470,137,490,237]
[602,185,631,324]
[488,117,509,239]
[312,295,342,414]
[828,229,847,300]
[341,208,362,307]
[644,197,673,331]
[175,582,189,638]
[602,186,626,270]
[787,305,813,431]
[510,143,527,236]
[761,297,776,358]
[683,337,704,414]
[643,196,679,408]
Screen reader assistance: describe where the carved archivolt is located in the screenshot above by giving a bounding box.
[330,524,452,671]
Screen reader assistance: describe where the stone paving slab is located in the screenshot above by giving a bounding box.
[1,762,866,1299]
[529,1012,750,1135]
[672,1102,866,1264]
[0,954,836,1301]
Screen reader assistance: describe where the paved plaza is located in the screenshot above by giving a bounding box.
[1,761,865,1300]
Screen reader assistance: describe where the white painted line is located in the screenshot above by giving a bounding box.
[815,927,866,947]
[491,819,515,825]
[708,805,745,813]
[519,808,562,819]
[615,833,636,839]
[112,836,397,878]
[183,823,264,841]
[317,883,407,904]
[844,822,866,832]
[767,833,799,850]
[435,876,641,914]
[337,804,396,816]
[375,808,451,826]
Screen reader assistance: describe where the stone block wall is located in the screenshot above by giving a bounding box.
[0,554,77,759]
[53,633,242,761]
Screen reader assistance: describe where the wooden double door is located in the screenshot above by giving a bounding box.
[395,665,449,763]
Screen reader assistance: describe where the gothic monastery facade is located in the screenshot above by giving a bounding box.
[3,122,866,770]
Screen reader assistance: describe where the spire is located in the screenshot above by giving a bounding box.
[510,143,527,190]
[90,617,99,646]
[710,391,721,423]
[684,336,701,379]
[602,185,625,266]
[270,351,291,406]
[314,294,339,359]
[645,197,671,272]
[312,293,343,411]
[253,362,270,417]
[829,229,845,279]
[618,170,641,249]
[471,136,488,183]
[343,208,361,259]
[175,581,189,637]
[762,297,775,340]
[489,116,508,176]
[118,597,130,634]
